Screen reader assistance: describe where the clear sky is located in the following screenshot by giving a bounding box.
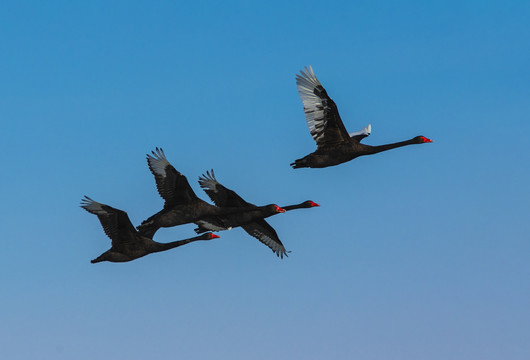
[1,1,529,359]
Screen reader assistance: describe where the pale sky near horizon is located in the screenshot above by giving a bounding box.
[1,1,529,359]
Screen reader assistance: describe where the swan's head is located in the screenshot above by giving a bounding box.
[203,233,221,240]
[415,136,433,143]
[274,205,286,213]
[302,200,320,208]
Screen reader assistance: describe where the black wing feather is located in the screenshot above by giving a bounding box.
[81,196,138,247]
[199,170,252,207]
[147,148,198,208]
[242,219,289,259]
[296,66,351,148]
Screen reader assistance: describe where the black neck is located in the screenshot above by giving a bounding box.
[282,202,308,211]
[152,236,205,253]
[363,139,416,155]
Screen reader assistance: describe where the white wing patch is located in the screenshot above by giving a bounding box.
[296,65,327,144]
[349,124,371,138]
[195,220,230,232]
[80,196,108,216]
[147,147,170,177]
[198,169,219,193]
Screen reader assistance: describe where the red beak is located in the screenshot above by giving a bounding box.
[211,234,221,239]
[422,136,433,143]
[310,201,320,207]
[277,206,286,213]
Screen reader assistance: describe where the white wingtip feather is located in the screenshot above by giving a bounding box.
[198,169,219,192]
[80,196,107,215]
[349,124,372,138]
[147,147,170,177]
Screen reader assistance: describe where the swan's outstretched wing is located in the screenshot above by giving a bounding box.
[198,170,251,207]
[147,148,197,208]
[242,219,289,259]
[296,66,351,148]
[80,196,137,246]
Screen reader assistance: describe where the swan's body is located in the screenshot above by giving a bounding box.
[81,196,219,263]
[291,66,432,169]
[137,148,285,238]
[195,170,319,258]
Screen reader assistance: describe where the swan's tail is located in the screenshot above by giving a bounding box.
[91,255,106,264]
[136,218,159,239]
[290,157,309,169]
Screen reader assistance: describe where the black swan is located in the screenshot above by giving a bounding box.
[137,148,286,238]
[291,66,433,169]
[194,170,320,258]
[81,196,220,263]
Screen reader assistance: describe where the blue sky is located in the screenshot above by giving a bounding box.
[1,1,529,359]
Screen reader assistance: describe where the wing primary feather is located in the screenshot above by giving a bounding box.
[296,65,352,147]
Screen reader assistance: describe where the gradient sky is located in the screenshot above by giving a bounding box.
[1,1,529,359]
